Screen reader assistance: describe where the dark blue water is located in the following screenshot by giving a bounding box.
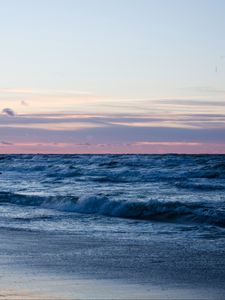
[0,154,225,239]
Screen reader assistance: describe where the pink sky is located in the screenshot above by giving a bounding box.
[1,91,225,153]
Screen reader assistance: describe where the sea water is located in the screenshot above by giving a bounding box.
[0,154,225,239]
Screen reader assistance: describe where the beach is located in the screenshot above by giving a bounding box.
[0,226,225,299]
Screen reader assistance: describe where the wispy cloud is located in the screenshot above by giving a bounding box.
[156,99,225,107]
[132,141,202,146]
[0,88,93,96]
[0,141,13,145]
[1,112,224,130]
[0,112,225,153]
[0,140,224,154]
[2,108,15,116]
[0,91,225,153]
[21,100,28,106]
[180,86,225,95]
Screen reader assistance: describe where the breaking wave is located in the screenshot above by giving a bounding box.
[0,191,225,227]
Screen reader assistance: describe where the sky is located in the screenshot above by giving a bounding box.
[0,0,225,154]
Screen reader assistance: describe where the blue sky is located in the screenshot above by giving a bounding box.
[0,0,225,153]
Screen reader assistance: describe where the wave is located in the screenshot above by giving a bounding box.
[1,154,225,183]
[174,181,225,191]
[0,192,224,227]
[2,159,225,184]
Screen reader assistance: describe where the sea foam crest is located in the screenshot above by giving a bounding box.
[0,192,225,227]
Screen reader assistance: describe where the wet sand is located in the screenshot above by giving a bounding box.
[0,228,225,299]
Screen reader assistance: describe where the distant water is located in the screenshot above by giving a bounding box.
[0,154,225,239]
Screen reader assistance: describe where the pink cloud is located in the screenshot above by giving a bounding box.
[1,141,225,154]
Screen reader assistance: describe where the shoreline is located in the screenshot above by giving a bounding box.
[0,227,225,299]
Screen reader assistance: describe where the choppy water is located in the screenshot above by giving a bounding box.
[0,154,225,239]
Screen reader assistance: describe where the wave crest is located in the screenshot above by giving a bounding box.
[0,192,224,227]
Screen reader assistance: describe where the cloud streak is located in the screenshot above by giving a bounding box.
[0,141,13,145]
[21,100,28,106]
[0,88,93,96]
[0,113,225,154]
[2,108,15,116]
[0,91,225,153]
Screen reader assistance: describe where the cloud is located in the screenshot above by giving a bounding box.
[0,111,225,153]
[2,108,15,116]
[157,99,225,107]
[0,141,13,145]
[181,86,225,95]
[21,100,28,106]
[1,140,224,154]
[0,111,225,133]
[0,88,93,96]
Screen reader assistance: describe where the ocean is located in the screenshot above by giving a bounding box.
[1,154,225,232]
[0,154,225,299]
